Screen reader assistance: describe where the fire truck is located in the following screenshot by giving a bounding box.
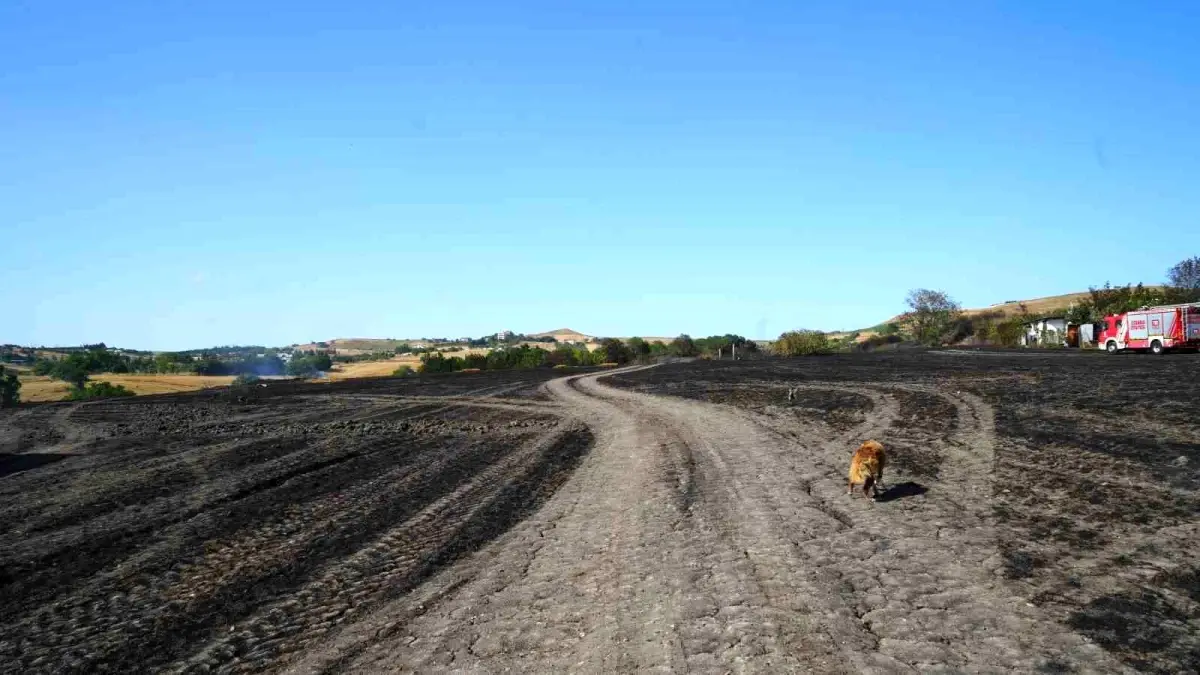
[1095,303,1200,354]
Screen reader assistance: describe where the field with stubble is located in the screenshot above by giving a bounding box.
[1,351,1196,673]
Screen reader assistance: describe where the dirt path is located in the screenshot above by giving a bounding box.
[312,368,1124,673]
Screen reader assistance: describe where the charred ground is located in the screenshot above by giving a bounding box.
[0,370,591,673]
[1,352,1197,673]
[606,350,1200,673]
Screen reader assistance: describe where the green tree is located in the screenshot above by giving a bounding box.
[626,337,651,358]
[669,334,699,357]
[1168,256,1200,291]
[597,338,633,364]
[0,366,20,407]
[462,353,489,369]
[772,330,831,356]
[287,352,333,377]
[418,352,464,374]
[52,361,90,390]
[905,289,962,346]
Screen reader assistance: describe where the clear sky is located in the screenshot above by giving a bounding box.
[4,1,1199,350]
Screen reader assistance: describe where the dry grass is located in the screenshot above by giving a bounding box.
[962,292,1095,319]
[16,376,72,402]
[16,373,237,402]
[325,348,493,381]
[326,359,418,381]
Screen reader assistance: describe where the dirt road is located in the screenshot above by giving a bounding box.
[314,367,1124,673]
[6,355,1193,673]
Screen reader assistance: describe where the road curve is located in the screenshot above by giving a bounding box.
[302,367,1125,674]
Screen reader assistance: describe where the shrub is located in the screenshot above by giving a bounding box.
[462,353,489,369]
[626,337,651,358]
[773,330,831,356]
[418,352,464,374]
[0,366,20,407]
[288,353,333,377]
[597,338,633,365]
[68,381,135,400]
[547,345,592,367]
[232,373,260,386]
[486,345,546,370]
[392,365,413,377]
[669,334,699,357]
[994,318,1025,347]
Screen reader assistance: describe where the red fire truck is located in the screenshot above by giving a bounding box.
[1096,303,1200,354]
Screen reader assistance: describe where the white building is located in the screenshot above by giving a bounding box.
[1022,317,1068,347]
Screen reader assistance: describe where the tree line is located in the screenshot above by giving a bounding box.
[771,255,1200,353]
[409,335,759,375]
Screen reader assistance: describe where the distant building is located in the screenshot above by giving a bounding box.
[497,330,514,340]
[1022,317,1068,347]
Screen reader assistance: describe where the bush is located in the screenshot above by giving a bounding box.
[392,365,413,377]
[418,352,464,374]
[68,381,135,400]
[597,338,634,365]
[669,334,699,357]
[488,345,547,370]
[994,318,1025,347]
[288,353,333,377]
[626,337,651,358]
[462,353,489,369]
[773,330,831,356]
[547,345,592,367]
[0,366,20,407]
[232,373,260,386]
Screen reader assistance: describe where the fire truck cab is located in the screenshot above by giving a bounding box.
[1096,303,1200,354]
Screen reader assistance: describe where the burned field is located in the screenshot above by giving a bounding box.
[2,352,1197,674]
[0,371,590,674]
[606,351,1200,673]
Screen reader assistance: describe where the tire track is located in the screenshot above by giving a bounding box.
[590,373,1126,673]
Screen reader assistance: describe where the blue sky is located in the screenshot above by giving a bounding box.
[4,1,1199,349]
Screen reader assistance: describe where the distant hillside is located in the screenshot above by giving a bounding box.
[855,287,1167,339]
[529,328,595,343]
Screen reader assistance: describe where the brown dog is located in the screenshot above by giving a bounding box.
[847,440,886,499]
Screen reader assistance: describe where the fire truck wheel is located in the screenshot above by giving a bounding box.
[1150,340,1164,355]
[1106,341,1119,354]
